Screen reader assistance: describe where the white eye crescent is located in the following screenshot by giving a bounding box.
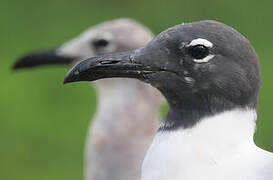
[189,38,213,48]
[193,54,214,63]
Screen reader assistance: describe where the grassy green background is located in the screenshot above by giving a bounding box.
[1,0,273,179]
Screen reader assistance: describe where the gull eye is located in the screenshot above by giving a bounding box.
[92,39,109,48]
[189,45,209,59]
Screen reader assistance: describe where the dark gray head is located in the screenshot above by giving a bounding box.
[64,20,260,130]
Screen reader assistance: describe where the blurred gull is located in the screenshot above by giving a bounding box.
[13,18,161,180]
[64,20,273,180]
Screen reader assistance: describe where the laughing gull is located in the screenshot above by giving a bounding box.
[64,20,273,180]
[13,18,161,180]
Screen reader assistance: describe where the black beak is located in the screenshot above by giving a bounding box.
[12,49,77,70]
[63,50,164,84]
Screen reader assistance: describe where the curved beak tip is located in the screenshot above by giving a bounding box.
[63,69,78,85]
[62,78,68,85]
[63,74,71,85]
[63,76,71,85]
[11,64,19,70]
[12,59,24,70]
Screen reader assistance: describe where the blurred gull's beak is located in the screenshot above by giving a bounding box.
[12,49,77,70]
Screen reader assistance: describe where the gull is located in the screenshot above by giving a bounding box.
[13,18,161,180]
[64,20,273,180]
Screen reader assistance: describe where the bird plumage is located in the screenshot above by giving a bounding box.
[143,108,273,180]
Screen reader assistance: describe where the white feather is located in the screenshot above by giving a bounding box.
[189,38,213,47]
[142,108,273,180]
[193,54,215,63]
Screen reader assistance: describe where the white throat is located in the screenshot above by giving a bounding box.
[85,78,161,180]
[142,108,258,180]
[87,78,161,138]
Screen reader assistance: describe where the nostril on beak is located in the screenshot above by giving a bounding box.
[99,60,120,64]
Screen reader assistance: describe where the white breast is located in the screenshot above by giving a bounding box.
[142,108,273,180]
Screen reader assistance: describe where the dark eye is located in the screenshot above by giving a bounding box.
[92,39,109,48]
[189,45,209,59]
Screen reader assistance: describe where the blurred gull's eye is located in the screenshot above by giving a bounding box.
[92,39,109,48]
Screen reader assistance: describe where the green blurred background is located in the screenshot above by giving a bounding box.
[1,0,273,179]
